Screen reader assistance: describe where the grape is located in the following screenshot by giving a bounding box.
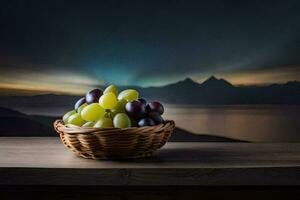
[110,110,119,119]
[86,88,103,104]
[105,111,119,121]
[81,103,105,122]
[113,113,131,128]
[125,100,146,119]
[63,110,76,124]
[146,101,164,115]
[103,111,112,119]
[99,92,117,109]
[118,89,139,101]
[77,103,87,115]
[66,86,166,128]
[137,118,155,127]
[67,113,85,126]
[148,112,164,125]
[82,121,95,127]
[110,99,127,118]
[94,117,113,128]
[103,85,118,95]
[74,97,86,110]
[138,98,147,106]
[112,99,127,113]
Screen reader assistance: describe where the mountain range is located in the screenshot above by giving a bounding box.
[141,76,300,104]
[0,76,299,108]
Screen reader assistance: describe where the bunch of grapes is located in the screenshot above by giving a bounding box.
[62,85,165,128]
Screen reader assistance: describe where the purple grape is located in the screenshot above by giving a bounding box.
[146,101,164,115]
[85,88,103,104]
[148,112,164,125]
[74,97,86,111]
[138,118,155,127]
[138,98,147,106]
[125,100,147,119]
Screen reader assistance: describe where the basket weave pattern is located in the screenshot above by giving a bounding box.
[54,120,175,159]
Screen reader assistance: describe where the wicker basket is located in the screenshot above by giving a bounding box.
[53,119,175,160]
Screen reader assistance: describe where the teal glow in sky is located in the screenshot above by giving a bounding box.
[0,0,300,94]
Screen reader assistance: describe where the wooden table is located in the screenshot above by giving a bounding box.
[0,137,300,186]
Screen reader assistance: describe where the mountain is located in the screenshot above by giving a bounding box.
[140,76,300,104]
[0,94,81,108]
[0,107,26,117]
[164,77,201,89]
[0,107,57,136]
[0,76,299,107]
[201,76,233,88]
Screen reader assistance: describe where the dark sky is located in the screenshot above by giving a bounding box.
[0,0,300,94]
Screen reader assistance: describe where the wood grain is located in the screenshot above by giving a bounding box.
[0,137,300,185]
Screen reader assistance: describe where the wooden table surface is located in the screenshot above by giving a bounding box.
[0,137,300,186]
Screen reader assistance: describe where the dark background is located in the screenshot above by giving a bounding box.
[0,0,299,93]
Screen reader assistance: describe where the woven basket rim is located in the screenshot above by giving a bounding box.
[54,119,175,135]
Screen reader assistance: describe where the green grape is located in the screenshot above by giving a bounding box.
[117,89,139,101]
[103,111,113,119]
[111,99,127,113]
[63,110,76,124]
[67,113,85,126]
[94,117,113,128]
[113,113,131,128]
[81,103,105,122]
[110,110,118,119]
[82,121,95,127]
[99,92,117,109]
[103,85,118,95]
[77,103,88,115]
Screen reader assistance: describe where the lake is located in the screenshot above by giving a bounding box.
[14,105,300,142]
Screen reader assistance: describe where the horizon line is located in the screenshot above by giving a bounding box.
[0,76,299,96]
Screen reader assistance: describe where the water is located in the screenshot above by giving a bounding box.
[14,105,300,142]
[164,105,300,142]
